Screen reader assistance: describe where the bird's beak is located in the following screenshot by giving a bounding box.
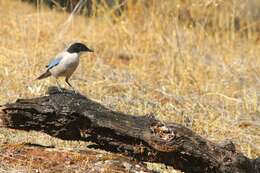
[88,49,94,52]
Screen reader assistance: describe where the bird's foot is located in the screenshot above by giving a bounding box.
[73,89,80,95]
[57,87,63,92]
[47,86,64,95]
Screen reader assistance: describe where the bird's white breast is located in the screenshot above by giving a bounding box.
[60,52,79,68]
[50,52,80,78]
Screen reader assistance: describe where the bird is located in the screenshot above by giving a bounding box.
[37,42,93,92]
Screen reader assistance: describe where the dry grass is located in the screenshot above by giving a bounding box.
[0,0,259,172]
[0,143,153,173]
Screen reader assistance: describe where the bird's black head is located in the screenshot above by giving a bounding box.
[67,42,94,53]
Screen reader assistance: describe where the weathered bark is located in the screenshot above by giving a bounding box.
[0,87,259,173]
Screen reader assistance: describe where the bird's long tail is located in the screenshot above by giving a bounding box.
[36,70,51,80]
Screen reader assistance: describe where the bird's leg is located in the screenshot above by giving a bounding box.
[55,78,63,92]
[65,77,77,93]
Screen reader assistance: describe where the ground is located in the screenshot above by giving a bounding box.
[0,0,259,172]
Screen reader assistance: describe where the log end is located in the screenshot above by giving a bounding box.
[0,105,7,127]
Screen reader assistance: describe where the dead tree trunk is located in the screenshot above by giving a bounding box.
[0,87,259,173]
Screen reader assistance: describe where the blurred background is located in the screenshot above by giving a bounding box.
[0,0,259,172]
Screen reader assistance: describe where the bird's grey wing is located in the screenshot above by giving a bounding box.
[45,53,64,70]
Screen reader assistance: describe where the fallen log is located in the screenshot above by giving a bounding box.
[0,87,259,173]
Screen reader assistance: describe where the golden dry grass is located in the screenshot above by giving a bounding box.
[0,0,259,172]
